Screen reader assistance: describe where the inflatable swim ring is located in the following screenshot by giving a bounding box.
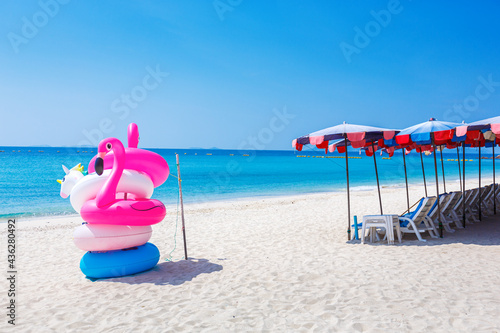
[73,224,152,251]
[80,242,160,279]
[81,137,166,226]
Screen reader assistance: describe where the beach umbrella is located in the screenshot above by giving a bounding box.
[293,122,397,240]
[457,116,500,216]
[392,118,461,238]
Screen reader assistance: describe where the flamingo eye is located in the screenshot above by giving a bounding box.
[106,143,112,150]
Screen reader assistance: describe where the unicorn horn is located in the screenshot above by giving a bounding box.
[56,179,62,184]
[62,165,70,175]
[71,163,84,172]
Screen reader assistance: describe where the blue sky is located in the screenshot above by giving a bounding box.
[1,0,499,149]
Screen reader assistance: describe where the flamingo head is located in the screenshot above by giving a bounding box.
[128,123,139,148]
[95,137,124,176]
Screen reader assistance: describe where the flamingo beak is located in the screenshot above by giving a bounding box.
[98,152,106,158]
[95,157,104,176]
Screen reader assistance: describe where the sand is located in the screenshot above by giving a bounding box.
[2,183,500,332]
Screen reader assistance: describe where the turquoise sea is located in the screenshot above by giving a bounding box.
[0,146,496,219]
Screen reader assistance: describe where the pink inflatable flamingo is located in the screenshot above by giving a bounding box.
[81,138,166,226]
[87,123,168,187]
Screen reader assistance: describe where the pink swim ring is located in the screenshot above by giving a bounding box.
[81,137,166,226]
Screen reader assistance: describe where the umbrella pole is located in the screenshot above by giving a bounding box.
[371,142,383,215]
[440,148,446,193]
[420,150,428,197]
[462,142,466,228]
[432,137,443,238]
[479,147,482,221]
[345,137,351,240]
[402,149,410,213]
[493,143,496,214]
[457,147,462,192]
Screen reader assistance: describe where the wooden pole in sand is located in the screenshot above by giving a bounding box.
[457,147,462,192]
[493,143,496,214]
[176,154,188,260]
[371,142,383,215]
[344,136,351,241]
[432,135,443,238]
[462,142,466,228]
[479,147,482,221]
[420,150,428,197]
[440,147,446,193]
[402,149,410,213]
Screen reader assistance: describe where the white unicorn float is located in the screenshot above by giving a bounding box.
[57,163,86,199]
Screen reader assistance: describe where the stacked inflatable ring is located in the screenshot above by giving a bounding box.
[57,124,169,279]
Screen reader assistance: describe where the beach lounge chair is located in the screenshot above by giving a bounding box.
[469,185,493,219]
[494,184,500,207]
[449,191,474,227]
[440,191,464,229]
[427,193,455,233]
[398,196,439,241]
[450,193,464,226]
[462,188,480,223]
[479,185,495,216]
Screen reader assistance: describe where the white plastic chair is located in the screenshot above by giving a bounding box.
[361,215,401,244]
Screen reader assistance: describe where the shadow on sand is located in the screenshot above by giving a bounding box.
[96,258,223,285]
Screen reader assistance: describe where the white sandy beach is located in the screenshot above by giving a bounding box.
[2,183,500,332]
